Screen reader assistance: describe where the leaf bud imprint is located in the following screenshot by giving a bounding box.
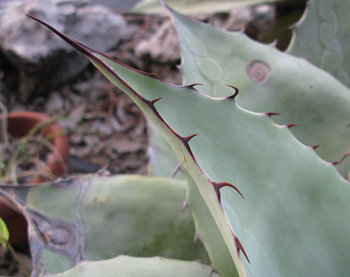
[247,60,271,84]
[44,225,72,246]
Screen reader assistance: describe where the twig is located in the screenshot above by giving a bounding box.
[0,233,30,277]
[0,103,10,177]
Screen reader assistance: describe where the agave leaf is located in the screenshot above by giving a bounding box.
[149,121,238,276]
[0,217,9,248]
[168,5,350,176]
[28,16,246,275]
[44,255,219,277]
[30,15,350,276]
[288,0,350,88]
[132,0,278,14]
[1,174,208,275]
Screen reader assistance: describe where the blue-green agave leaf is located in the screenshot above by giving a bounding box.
[168,4,350,176]
[1,174,208,275]
[28,14,350,277]
[288,0,350,88]
[44,255,219,277]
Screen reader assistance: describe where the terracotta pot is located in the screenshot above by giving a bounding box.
[0,111,70,246]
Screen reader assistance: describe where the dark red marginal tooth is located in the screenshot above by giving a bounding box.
[347,122,350,128]
[143,98,162,115]
[212,182,244,203]
[141,98,189,145]
[226,85,239,100]
[187,83,203,90]
[333,151,350,165]
[139,97,184,142]
[183,134,198,143]
[178,134,198,159]
[286,124,299,128]
[213,183,222,203]
[235,236,250,263]
[266,112,280,118]
[311,144,320,150]
[151,97,162,105]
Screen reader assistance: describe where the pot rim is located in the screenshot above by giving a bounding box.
[0,110,70,184]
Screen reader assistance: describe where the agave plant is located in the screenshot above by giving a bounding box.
[4,0,350,276]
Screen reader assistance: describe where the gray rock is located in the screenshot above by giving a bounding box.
[0,0,126,101]
[135,19,180,64]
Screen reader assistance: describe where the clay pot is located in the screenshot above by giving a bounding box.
[0,111,70,246]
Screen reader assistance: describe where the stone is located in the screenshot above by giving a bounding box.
[135,19,180,64]
[0,0,127,101]
[45,91,66,114]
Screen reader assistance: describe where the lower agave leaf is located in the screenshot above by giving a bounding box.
[44,255,219,277]
[29,16,350,276]
[0,175,208,275]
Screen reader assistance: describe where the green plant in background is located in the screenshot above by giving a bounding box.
[0,217,10,248]
[6,0,350,276]
[0,217,30,276]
